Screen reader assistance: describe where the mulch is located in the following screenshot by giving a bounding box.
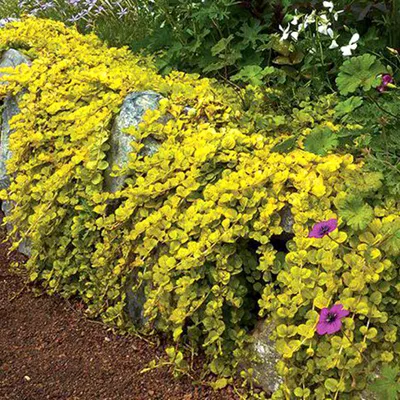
[0,222,239,400]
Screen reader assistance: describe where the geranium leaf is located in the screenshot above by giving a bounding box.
[272,136,297,153]
[369,366,400,400]
[336,54,386,95]
[231,65,275,85]
[304,127,338,156]
[334,96,363,120]
[381,220,400,256]
[337,195,374,230]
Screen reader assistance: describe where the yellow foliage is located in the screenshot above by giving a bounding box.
[0,17,399,399]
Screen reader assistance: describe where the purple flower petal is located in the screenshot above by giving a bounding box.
[382,74,393,85]
[329,304,344,314]
[377,84,385,93]
[337,308,350,319]
[315,303,349,335]
[377,74,394,93]
[308,218,338,238]
[319,308,330,318]
[316,322,329,335]
[330,303,350,319]
[325,319,342,334]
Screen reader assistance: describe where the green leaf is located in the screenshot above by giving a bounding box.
[211,35,234,56]
[324,378,339,392]
[334,96,363,119]
[337,195,374,230]
[231,65,275,86]
[239,21,269,47]
[369,366,400,400]
[381,220,400,257]
[273,50,304,65]
[98,160,109,170]
[336,54,386,95]
[271,36,291,56]
[29,271,38,281]
[271,136,297,153]
[346,171,383,193]
[211,378,229,390]
[304,127,338,156]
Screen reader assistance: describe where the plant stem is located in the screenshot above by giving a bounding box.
[327,234,353,251]
[367,94,400,121]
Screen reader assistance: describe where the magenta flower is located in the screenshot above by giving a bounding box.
[308,218,338,238]
[377,74,394,93]
[316,304,349,335]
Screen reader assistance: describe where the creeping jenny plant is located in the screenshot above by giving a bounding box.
[0,18,399,399]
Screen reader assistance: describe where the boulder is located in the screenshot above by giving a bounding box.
[246,320,283,394]
[279,205,294,234]
[0,49,31,189]
[0,48,30,72]
[124,272,147,327]
[0,48,31,256]
[104,91,163,193]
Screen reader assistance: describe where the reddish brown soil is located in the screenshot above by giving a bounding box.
[0,225,239,400]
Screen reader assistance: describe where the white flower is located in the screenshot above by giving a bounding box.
[291,9,300,25]
[333,10,344,21]
[340,33,360,56]
[297,21,306,31]
[291,31,299,41]
[327,27,334,38]
[323,1,334,12]
[319,14,329,23]
[317,21,331,35]
[291,16,299,26]
[279,24,291,41]
[305,10,316,25]
[329,40,339,49]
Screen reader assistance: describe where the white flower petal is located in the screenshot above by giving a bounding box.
[320,14,329,23]
[340,45,353,56]
[317,24,329,35]
[329,40,339,49]
[349,33,360,45]
[299,21,308,30]
[305,11,316,24]
[327,28,334,38]
[323,1,334,12]
[291,31,299,41]
[333,10,344,20]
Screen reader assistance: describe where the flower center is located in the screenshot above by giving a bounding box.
[326,312,337,323]
[319,225,330,235]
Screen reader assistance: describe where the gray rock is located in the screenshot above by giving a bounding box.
[361,391,378,400]
[104,91,163,193]
[244,320,283,394]
[279,205,294,234]
[0,49,31,256]
[1,94,20,189]
[0,48,30,74]
[124,272,147,327]
[1,49,31,187]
